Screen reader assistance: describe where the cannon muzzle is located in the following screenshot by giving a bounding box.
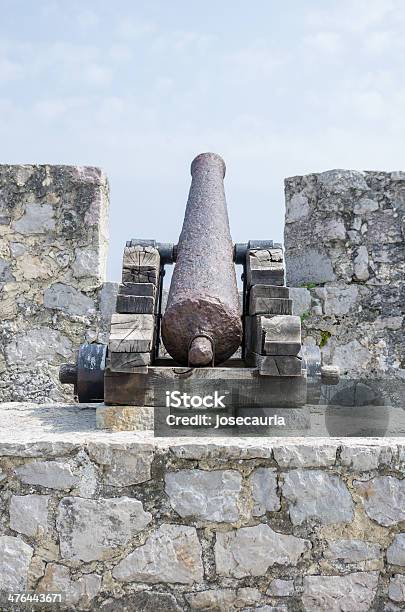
[162,153,242,366]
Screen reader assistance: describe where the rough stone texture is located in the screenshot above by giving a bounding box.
[249,467,280,516]
[284,170,405,381]
[282,469,354,525]
[87,441,153,486]
[186,587,261,610]
[302,572,379,611]
[355,476,405,526]
[324,539,381,563]
[15,460,77,489]
[112,524,204,584]
[96,404,154,432]
[387,533,405,566]
[389,574,405,602]
[165,469,242,522]
[215,524,310,577]
[0,418,404,610]
[267,579,295,597]
[0,165,112,402]
[0,535,33,592]
[57,496,152,561]
[38,563,101,609]
[273,443,338,468]
[9,494,49,537]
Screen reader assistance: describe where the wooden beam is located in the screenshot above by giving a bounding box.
[246,248,285,287]
[251,354,303,376]
[109,351,151,372]
[116,294,155,314]
[122,245,160,285]
[108,313,154,353]
[118,283,156,297]
[250,284,289,299]
[249,297,293,315]
[104,365,307,407]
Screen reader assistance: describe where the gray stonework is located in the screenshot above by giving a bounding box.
[0,164,118,402]
[284,169,405,383]
[0,411,404,610]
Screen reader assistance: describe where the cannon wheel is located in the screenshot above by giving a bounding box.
[76,343,107,403]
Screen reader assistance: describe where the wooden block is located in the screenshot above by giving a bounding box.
[116,294,155,314]
[262,315,301,349]
[252,354,303,376]
[249,297,292,315]
[263,342,301,356]
[245,314,301,355]
[104,366,307,407]
[122,245,160,285]
[250,284,289,299]
[246,248,285,287]
[244,315,263,355]
[122,268,158,284]
[119,283,156,297]
[109,351,151,372]
[109,313,154,353]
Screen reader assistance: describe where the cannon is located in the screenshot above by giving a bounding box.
[60,153,338,419]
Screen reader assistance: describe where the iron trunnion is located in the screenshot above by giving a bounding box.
[60,153,339,411]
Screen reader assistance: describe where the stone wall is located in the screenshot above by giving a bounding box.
[0,165,115,402]
[284,170,405,380]
[0,430,404,610]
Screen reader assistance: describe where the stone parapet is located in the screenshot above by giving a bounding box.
[0,402,404,610]
[284,170,405,379]
[0,165,116,402]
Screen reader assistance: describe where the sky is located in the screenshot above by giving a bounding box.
[1,0,405,280]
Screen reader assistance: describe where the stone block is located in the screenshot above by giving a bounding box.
[37,564,101,608]
[43,282,96,316]
[286,247,336,286]
[0,535,33,592]
[165,469,242,522]
[9,494,49,537]
[96,405,154,431]
[282,469,354,525]
[249,467,280,515]
[290,287,311,316]
[267,579,295,596]
[15,460,77,489]
[57,496,152,561]
[324,539,381,563]
[302,572,379,611]
[387,533,405,566]
[112,524,203,584]
[389,574,405,602]
[87,441,153,486]
[355,476,405,526]
[215,524,310,577]
[273,443,338,468]
[186,588,261,610]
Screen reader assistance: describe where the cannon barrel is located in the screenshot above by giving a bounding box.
[162,152,242,366]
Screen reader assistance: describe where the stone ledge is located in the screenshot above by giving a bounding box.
[0,402,404,610]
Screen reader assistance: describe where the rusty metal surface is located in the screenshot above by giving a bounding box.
[162,153,242,366]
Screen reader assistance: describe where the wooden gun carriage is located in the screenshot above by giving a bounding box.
[60,154,338,415]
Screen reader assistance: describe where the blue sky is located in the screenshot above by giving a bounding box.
[1,0,404,280]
